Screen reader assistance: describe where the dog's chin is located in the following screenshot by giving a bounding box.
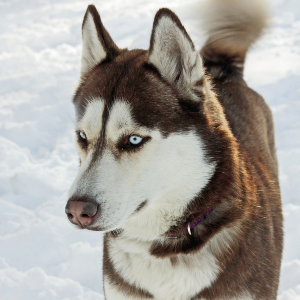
[76,223,118,232]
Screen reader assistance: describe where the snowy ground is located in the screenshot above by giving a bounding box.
[0,0,299,299]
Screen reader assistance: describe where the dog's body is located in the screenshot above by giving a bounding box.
[65,1,283,299]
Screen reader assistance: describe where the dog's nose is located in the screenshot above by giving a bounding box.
[65,197,98,227]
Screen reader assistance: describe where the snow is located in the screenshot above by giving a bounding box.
[0,0,299,299]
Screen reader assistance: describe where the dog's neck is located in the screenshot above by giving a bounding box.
[166,207,215,239]
[110,206,216,241]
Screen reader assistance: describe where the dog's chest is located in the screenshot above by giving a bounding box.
[108,237,220,300]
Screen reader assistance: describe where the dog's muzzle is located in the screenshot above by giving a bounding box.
[65,197,99,228]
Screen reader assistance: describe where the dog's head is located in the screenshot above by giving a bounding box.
[65,5,231,239]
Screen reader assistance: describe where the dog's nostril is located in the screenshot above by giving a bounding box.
[81,202,98,218]
[65,197,99,227]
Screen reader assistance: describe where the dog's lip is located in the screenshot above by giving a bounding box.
[72,223,106,231]
[82,223,116,232]
[74,200,148,232]
[134,200,148,214]
[87,225,107,231]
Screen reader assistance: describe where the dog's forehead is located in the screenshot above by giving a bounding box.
[73,49,185,139]
[76,51,179,106]
[73,49,147,116]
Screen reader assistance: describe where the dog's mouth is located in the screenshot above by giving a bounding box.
[132,200,148,215]
[65,199,148,232]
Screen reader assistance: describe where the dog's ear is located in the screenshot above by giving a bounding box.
[148,9,204,102]
[81,5,120,75]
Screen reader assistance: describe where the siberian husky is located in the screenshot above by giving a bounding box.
[65,0,283,299]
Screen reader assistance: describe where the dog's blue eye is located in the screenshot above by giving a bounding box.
[79,131,86,140]
[128,136,143,145]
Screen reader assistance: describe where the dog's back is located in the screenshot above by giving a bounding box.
[198,1,283,298]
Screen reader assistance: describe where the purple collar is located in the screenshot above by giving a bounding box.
[167,207,215,239]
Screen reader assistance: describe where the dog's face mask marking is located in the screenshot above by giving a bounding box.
[66,5,216,237]
[69,99,215,236]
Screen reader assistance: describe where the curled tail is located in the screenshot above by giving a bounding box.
[200,0,268,79]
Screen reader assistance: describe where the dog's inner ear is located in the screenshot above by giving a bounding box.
[81,5,120,76]
[148,9,205,103]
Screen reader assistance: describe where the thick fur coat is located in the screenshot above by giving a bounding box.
[65,1,283,299]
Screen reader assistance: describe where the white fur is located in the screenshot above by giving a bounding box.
[105,101,142,144]
[208,221,242,256]
[108,236,219,300]
[148,16,204,101]
[231,296,254,300]
[105,275,253,300]
[75,99,105,162]
[120,124,215,240]
[104,279,146,300]
[76,99,105,142]
[81,12,107,75]
[68,100,215,235]
[201,0,268,54]
[104,278,153,300]
[106,223,245,300]
[68,149,94,199]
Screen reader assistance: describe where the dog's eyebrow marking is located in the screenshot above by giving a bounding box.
[106,101,135,143]
[106,101,152,145]
[76,99,105,142]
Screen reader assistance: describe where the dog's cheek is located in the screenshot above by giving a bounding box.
[75,142,88,164]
